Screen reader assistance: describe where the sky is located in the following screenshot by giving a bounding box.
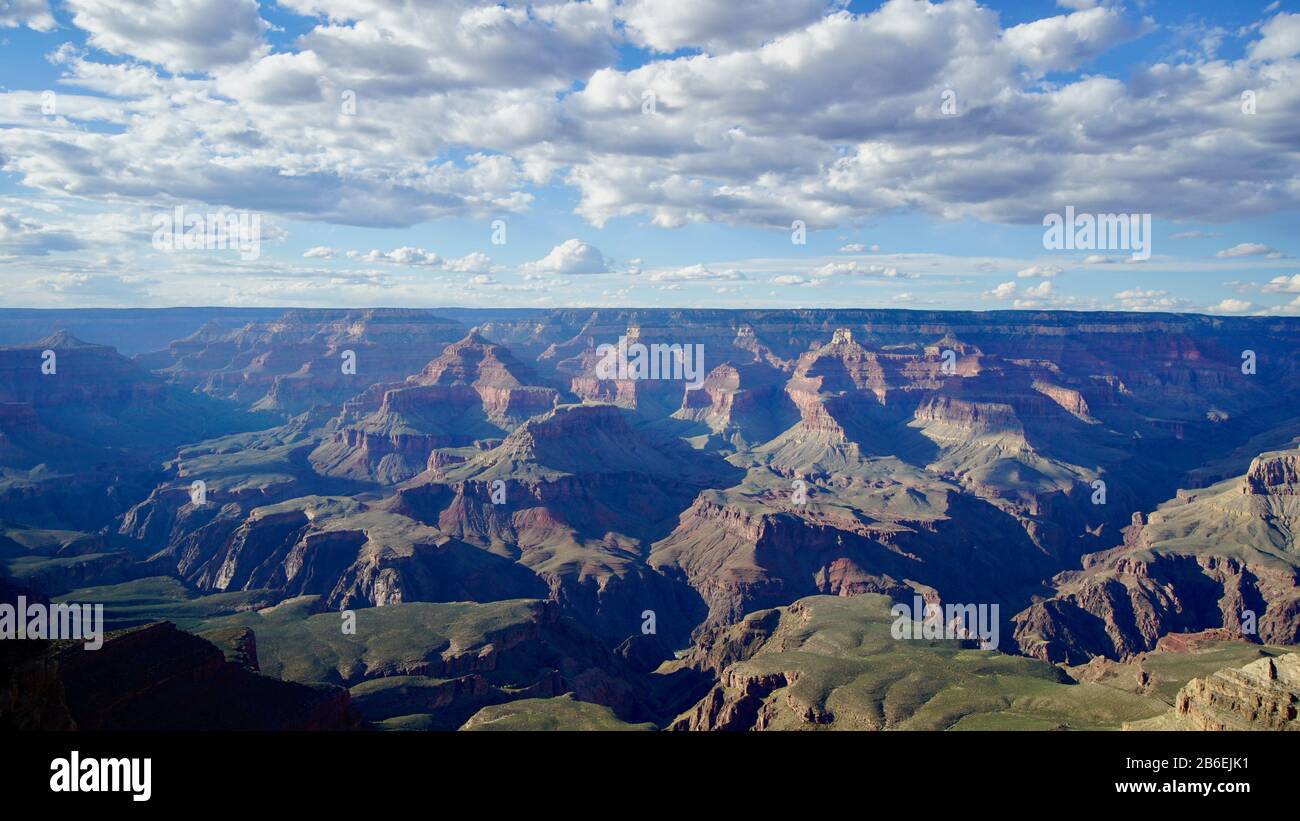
[0,0,1298,313]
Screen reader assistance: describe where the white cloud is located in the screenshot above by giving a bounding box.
[0,210,87,256]
[443,252,494,274]
[350,247,442,266]
[1216,242,1283,258]
[1249,12,1300,61]
[1003,6,1150,75]
[648,264,745,282]
[810,261,915,279]
[0,0,54,31]
[1016,265,1062,278]
[1112,287,1191,311]
[32,272,155,301]
[1262,274,1300,293]
[65,0,270,73]
[0,0,1297,316]
[1206,298,1258,314]
[989,280,1018,299]
[621,0,835,53]
[522,239,610,275]
[989,278,1055,305]
[302,246,336,259]
[0,0,1293,242]
[772,274,811,286]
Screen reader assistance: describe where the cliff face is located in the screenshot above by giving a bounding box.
[310,329,561,483]
[649,473,1059,637]
[1126,653,1300,731]
[143,309,466,414]
[0,330,253,457]
[1015,451,1300,664]
[672,362,799,448]
[0,332,254,532]
[1244,452,1300,495]
[1174,654,1300,730]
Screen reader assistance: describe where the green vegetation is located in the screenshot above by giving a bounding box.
[688,594,1169,730]
[53,576,278,630]
[461,694,655,731]
[192,596,550,687]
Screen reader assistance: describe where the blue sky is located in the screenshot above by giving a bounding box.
[1,0,1298,313]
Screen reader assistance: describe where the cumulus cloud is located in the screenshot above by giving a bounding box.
[1262,274,1300,293]
[1248,12,1300,61]
[522,239,611,275]
[1002,6,1150,75]
[1206,298,1258,314]
[988,279,1056,305]
[0,0,1294,241]
[349,247,442,266]
[989,281,1018,299]
[1005,280,1060,308]
[302,246,336,259]
[0,0,55,31]
[0,0,1296,317]
[443,252,494,274]
[621,0,836,53]
[65,0,270,73]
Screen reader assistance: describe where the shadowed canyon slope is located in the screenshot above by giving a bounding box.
[2,307,1299,730]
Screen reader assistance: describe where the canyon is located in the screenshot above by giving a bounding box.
[2,307,1298,730]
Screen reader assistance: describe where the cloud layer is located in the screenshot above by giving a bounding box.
[1,1,1296,232]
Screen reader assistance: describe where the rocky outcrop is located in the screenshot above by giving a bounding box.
[650,475,1055,637]
[310,329,560,483]
[1016,451,1300,664]
[672,361,798,447]
[1244,452,1300,495]
[1173,654,1299,730]
[1126,653,1300,730]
